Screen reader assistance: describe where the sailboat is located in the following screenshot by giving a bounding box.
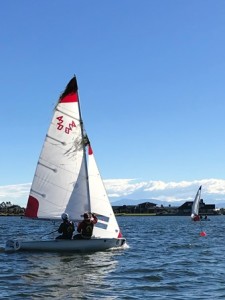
[191,185,202,221]
[5,77,126,252]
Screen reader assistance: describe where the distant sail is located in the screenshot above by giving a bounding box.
[191,185,202,219]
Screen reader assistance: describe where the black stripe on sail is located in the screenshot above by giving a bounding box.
[59,77,78,100]
[95,223,108,230]
[96,214,110,223]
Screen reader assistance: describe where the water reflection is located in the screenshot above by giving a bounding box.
[0,250,120,299]
[0,217,123,299]
[23,252,118,299]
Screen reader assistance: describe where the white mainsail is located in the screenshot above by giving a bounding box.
[191,185,202,219]
[25,78,89,219]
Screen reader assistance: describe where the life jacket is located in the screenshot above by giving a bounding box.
[59,220,74,238]
[82,221,94,238]
[67,221,75,233]
[193,215,200,221]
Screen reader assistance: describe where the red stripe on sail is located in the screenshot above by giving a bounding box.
[59,92,78,103]
[59,77,78,102]
[88,145,93,155]
[25,196,39,218]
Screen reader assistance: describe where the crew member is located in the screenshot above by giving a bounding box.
[56,213,75,239]
[74,212,98,239]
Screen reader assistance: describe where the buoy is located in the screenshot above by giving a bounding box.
[200,231,207,237]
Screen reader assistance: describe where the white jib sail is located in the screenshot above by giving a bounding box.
[88,146,121,238]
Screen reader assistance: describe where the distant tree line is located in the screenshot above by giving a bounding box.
[0,202,24,215]
[113,200,219,216]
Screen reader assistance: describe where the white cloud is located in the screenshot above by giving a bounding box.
[144,180,194,191]
[104,178,225,204]
[104,179,147,197]
[1,178,225,208]
[0,183,31,207]
[202,179,225,194]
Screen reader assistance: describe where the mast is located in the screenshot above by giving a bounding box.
[75,76,92,212]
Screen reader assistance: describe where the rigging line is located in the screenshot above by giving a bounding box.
[40,230,58,239]
[76,79,91,213]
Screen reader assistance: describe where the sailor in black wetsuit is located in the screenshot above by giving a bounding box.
[56,213,75,239]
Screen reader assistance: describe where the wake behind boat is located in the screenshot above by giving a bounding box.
[5,77,126,253]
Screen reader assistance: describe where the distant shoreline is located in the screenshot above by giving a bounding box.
[0,214,24,217]
[115,213,220,217]
[0,213,221,217]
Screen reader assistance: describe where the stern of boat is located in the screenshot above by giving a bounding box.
[5,239,21,252]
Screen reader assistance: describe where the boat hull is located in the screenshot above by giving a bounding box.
[5,238,126,253]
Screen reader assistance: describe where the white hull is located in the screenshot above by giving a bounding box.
[5,238,126,253]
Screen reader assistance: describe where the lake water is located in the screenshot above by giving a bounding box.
[1,215,225,299]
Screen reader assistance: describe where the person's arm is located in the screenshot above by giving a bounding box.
[72,222,75,232]
[91,213,98,224]
[77,222,82,233]
[58,223,63,233]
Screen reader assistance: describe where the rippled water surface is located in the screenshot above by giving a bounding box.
[1,215,225,299]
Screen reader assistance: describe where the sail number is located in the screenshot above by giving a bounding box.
[56,116,76,134]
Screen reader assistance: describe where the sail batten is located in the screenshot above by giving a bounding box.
[55,108,80,120]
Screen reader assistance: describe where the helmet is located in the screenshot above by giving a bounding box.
[61,213,69,220]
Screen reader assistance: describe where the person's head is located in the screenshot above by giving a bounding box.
[83,213,90,220]
[61,213,69,221]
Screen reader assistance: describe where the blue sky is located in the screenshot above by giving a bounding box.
[1,0,225,207]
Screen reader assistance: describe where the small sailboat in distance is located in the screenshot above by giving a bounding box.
[5,76,126,252]
[191,185,202,221]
